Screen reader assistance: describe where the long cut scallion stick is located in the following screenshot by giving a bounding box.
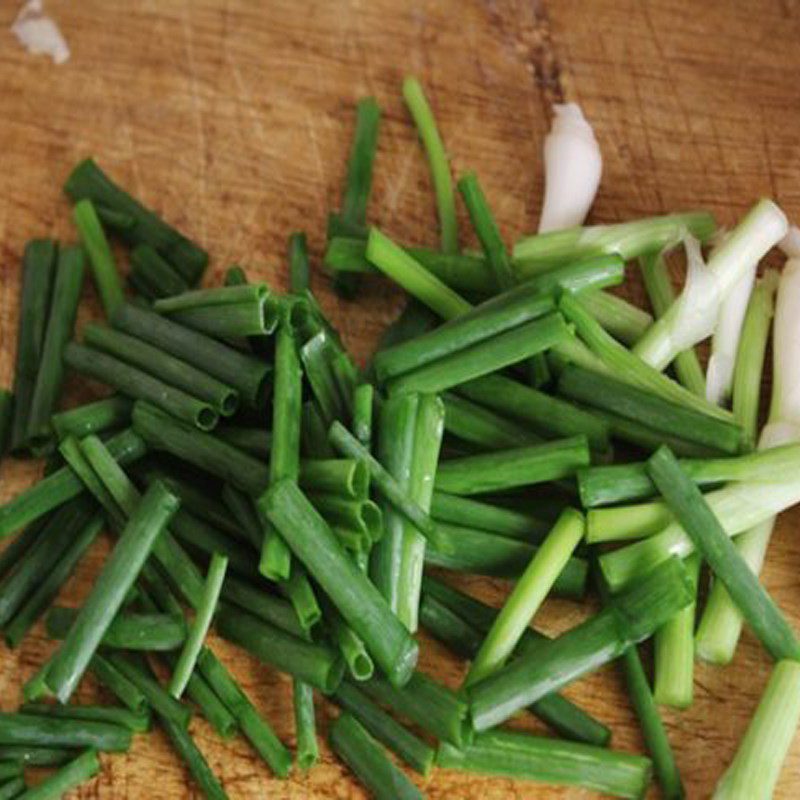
[16,749,100,800]
[293,679,318,771]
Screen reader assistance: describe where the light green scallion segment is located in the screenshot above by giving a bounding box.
[403,76,458,254]
[72,199,124,318]
[366,228,471,320]
[580,290,653,346]
[169,553,228,698]
[639,252,706,397]
[713,660,800,800]
[464,508,585,687]
[653,553,700,709]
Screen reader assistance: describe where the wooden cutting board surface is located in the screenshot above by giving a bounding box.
[1,0,800,797]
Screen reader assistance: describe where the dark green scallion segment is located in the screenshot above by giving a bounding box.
[397,394,444,632]
[169,553,228,698]
[221,485,268,552]
[0,714,130,752]
[84,324,239,417]
[2,510,99,642]
[262,480,418,688]
[403,76,457,254]
[72,199,123,317]
[293,679,318,771]
[373,254,623,386]
[513,210,716,272]
[51,396,132,441]
[437,731,652,800]
[65,158,208,285]
[387,313,571,395]
[0,748,72,768]
[639,251,706,397]
[431,492,550,541]
[26,245,86,445]
[89,654,148,714]
[215,605,344,693]
[94,205,135,232]
[0,392,12,457]
[16,749,100,800]
[0,777,25,800]
[0,766,19,784]
[159,716,228,800]
[457,373,611,453]
[328,97,381,298]
[58,437,124,525]
[258,311,302,580]
[325,237,495,295]
[129,244,189,300]
[442,393,542,450]
[370,301,437,372]
[458,171,515,289]
[307,495,382,541]
[289,232,310,293]
[353,384,374,449]
[197,648,292,778]
[0,499,96,629]
[300,459,369,499]
[45,607,186,652]
[468,557,693,731]
[279,569,323,635]
[43,482,180,703]
[132,401,268,495]
[0,428,144,537]
[112,303,270,409]
[333,681,434,776]
[215,427,271,459]
[10,239,57,452]
[558,365,744,455]
[300,332,345,427]
[330,713,423,800]
[154,284,279,338]
[322,599,374,682]
[65,343,219,431]
[424,522,586,594]
[106,654,192,729]
[20,705,150,734]
[646,446,800,661]
[362,671,469,748]
[221,576,307,640]
[435,435,590,495]
[0,518,49,583]
[301,401,335,458]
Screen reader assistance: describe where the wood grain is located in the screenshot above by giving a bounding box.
[1,0,800,797]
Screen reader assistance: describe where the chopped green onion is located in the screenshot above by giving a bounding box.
[580,289,653,345]
[17,749,100,800]
[292,679,318,771]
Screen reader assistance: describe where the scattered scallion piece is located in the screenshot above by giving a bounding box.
[17,748,100,800]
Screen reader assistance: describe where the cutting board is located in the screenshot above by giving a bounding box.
[1,0,800,797]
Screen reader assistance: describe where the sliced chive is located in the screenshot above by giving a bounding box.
[300,459,369,499]
[215,426,271,459]
[10,239,57,452]
[468,557,693,731]
[169,553,228,698]
[51,397,132,441]
[0,714,130,752]
[456,374,611,452]
[112,303,270,408]
[65,343,218,431]
[646,446,800,661]
[84,324,239,417]
[0,777,25,799]
[580,289,653,345]
[465,508,585,686]
[299,331,346,427]
[72,199,123,317]
[89,654,148,713]
[0,766,20,784]
[430,491,550,540]
[26,245,86,445]
[0,517,49,582]
[458,171,514,289]
[362,671,469,748]
[132,401,268,494]
[220,485,267,552]
[322,599,374,682]
[387,313,571,395]
[366,228,471,319]
[43,482,180,702]
[262,480,418,688]
[58,437,124,525]
[159,715,227,799]
[289,232,310,293]
[293,679,318,770]
[434,435,590,495]
[330,713,423,800]
[307,495,382,541]
[0,748,73,768]
[370,393,419,613]
[514,211,716,271]
[403,77,457,254]
[441,392,542,450]
[397,394,444,632]
[352,384,374,448]
[16,749,100,800]
[639,252,706,396]
[215,605,343,692]
[437,730,651,800]
[197,648,291,777]
[653,553,701,709]
[129,244,189,299]
[20,704,149,734]
[301,401,336,458]
[333,681,434,776]
[279,568,323,634]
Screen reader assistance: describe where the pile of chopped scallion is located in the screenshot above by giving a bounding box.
[0,74,798,800]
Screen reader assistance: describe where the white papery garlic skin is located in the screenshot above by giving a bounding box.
[12,0,70,65]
